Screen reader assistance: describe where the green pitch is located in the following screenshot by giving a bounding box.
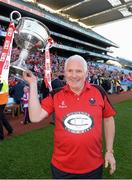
[0,99,132,179]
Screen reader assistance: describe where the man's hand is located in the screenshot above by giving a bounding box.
[105,151,116,175]
[23,70,37,85]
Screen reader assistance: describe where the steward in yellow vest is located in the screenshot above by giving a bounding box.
[0,80,9,105]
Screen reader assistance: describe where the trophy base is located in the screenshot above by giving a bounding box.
[10,65,27,76]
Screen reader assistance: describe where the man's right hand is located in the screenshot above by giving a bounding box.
[23,70,37,85]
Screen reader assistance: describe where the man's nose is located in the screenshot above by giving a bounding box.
[71,71,77,77]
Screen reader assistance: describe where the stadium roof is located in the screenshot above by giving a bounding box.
[35,0,132,28]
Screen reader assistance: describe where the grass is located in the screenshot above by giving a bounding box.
[0,126,54,179]
[0,99,132,179]
[104,99,132,179]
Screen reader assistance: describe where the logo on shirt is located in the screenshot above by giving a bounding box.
[59,101,67,108]
[63,112,93,134]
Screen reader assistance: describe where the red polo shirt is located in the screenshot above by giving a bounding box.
[41,82,116,174]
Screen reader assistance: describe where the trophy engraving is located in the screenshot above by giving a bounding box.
[10,11,50,74]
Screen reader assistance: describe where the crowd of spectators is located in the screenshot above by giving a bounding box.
[86,62,132,93]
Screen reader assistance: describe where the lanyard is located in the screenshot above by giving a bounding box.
[0,22,15,77]
[44,37,54,91]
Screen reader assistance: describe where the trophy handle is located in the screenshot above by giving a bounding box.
[10,11,21,22]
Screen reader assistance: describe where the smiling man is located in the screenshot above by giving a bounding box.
[23,55,116,179]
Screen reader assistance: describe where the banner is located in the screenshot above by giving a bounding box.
[0,22,15,92]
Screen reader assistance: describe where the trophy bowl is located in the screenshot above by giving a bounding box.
[10,11,50,75]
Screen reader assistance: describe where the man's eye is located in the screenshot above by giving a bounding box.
[76,70,82,73]
[68,70,72,72]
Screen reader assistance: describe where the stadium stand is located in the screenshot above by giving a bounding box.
[0,0,118,61]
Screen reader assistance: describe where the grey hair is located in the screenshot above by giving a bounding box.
[64,55,88,73]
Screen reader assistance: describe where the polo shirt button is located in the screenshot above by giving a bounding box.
[77,98,79,100]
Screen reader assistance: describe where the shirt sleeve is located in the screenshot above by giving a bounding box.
[41,95,54,115]
[103,95,116,118]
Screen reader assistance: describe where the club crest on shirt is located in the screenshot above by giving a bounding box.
[89,98,96,105]
[63,112,94,134]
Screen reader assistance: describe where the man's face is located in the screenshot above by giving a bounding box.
[65,60,87,93]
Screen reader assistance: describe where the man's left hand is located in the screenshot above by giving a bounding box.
[105,151,116,175]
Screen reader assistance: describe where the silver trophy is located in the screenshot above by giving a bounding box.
[10,11,50,74]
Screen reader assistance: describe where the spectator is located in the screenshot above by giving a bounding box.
[101,78,111,93]
[21,86,31,124]
[0,80,13,141]
[39,80,49,99]
[9,78,26,104]
[90,74,99,85]
[51,74,65,90]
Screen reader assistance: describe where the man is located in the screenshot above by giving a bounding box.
[9,78,26,104]
[51,74,65,90]
[0,80,13,141]
[23,55,116,179]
